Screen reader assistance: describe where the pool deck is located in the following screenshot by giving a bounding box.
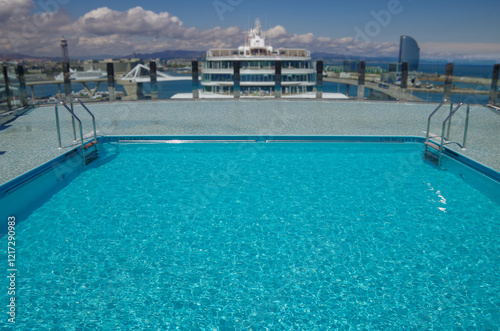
[1,100,499,185]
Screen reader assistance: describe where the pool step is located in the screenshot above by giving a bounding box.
[424,149,440,164]
[424,141,442,165]
[84,140,98,150]
[424,141,441,151]
[84,149,99,165]
[83,141,99,165]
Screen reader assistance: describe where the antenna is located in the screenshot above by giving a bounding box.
[265,15,271,46]
[245,16,250,46]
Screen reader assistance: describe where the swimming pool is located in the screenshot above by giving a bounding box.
[1,136,499,329]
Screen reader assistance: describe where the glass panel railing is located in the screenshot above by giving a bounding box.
[12,60,500,104]
[324,61,499,103]
[1,61,27,113]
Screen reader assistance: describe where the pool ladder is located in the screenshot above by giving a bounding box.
[424,99,470,165]
[55,98,98,166]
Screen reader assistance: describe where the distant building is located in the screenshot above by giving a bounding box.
[83,59,143,76]
[166,58,193,67]
[325,65,343,73]
[327,65,383,75]
[366,66,383,74]
[399,35,420,71]
[26,66,44,74]
[343,60,359,73]
[388,63,401,73]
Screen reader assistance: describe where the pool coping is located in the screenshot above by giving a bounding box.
[102,135,424,144]
[2,135,500,198]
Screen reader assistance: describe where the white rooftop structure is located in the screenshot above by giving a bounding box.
[200,18,318,97]
[237,18,273,56]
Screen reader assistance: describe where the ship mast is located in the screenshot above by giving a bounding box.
[254,17,262,36]
[247,18,267,48]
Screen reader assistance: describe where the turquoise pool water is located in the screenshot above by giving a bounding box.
[2,142,499,329]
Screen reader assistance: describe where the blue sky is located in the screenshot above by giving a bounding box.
[1,0,499,60]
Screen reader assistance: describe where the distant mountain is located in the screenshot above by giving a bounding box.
[1,50,205,62]
[311,52,398,63]
[1,53,59,61]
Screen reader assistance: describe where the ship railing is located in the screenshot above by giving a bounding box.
[207,49,311,58]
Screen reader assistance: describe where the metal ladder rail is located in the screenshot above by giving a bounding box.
[441,102,470,150]
[425,99,453,145]
[428,102,470,165]
[55,101,86,165]
[424,99,453,164]
[72,98,97,143]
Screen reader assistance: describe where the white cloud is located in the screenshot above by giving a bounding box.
[264,26,400,58]
[0,0,73,54]
[0,0,34,20]
[69,6,247,53]
[76,7,185,38]
[0,4,498,61]
[266,25,288,39]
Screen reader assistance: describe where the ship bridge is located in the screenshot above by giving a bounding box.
[237,18,274,57]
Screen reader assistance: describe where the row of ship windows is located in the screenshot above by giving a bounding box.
[203,61,313,69]
[202,74,316,82]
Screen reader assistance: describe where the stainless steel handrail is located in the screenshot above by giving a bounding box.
[55,99,99,166]
[424,100,471,166]
[72,98,97,142]
[425,99,453,144]
[441,103,470,149]
[431,102,470,165]
[55,101,85,164]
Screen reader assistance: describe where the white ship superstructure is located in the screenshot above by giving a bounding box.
[201,18,316,96]
[55,68,107,81]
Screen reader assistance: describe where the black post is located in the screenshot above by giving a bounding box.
[2,65,12,112]
[401,62,408,89]
[400,62,408,101]
[192,60,199,99]
[62,61,72,103]
[443,63,454,100]
[233,61,240,98]
[357,60,365,100]
[275,61,282,98]
[150,61,158,100]
[17,65,28,107]
[316,60,323,99]
[107,63,116,101]
[489,64,499,105]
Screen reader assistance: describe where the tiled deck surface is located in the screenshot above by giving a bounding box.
[1,100,499,185]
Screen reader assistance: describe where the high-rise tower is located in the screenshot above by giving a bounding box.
[399,35,420,71]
